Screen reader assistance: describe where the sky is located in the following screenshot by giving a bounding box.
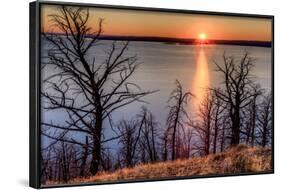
[41,4,272,41]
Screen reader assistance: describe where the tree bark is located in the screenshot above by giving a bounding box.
[171,106,180,160]
[90,95,103,175]
[231,106,240,145]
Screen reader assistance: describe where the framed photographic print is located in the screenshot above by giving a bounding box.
[29,1,274,188]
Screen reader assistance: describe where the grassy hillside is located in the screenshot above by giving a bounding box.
[46,145,272,185]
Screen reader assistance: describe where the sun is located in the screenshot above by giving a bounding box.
[199,33,207,40]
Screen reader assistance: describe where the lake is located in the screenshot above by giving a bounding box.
[41,40,272,149]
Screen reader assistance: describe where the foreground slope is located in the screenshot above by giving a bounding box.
[47,144,272,185]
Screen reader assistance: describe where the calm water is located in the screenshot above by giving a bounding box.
[41,40,272,148]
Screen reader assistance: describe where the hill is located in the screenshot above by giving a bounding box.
[46,144,272,185]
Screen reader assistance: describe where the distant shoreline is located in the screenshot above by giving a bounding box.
[42,33,272,48]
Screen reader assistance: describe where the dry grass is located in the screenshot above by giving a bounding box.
[46,144,272,185]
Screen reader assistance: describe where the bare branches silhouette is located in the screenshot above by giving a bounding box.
[42,6,156,176]
[166,80,193,160]
[39,6,272,184]
[210,52,263,145]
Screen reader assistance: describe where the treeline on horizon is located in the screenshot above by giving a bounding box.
[42,33,272,48]
[39,6,272,184]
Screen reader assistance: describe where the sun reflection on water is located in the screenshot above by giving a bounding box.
[192,48,210,110]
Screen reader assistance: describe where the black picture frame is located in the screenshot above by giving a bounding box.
[30,1,274,188]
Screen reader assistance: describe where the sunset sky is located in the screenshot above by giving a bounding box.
[41,5,272,41]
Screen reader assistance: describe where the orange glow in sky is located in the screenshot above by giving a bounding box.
[41,5,272,41]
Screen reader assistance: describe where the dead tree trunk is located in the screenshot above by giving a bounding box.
[257,93,272,147]
[211,52,260,146]
[166,80,192,160]
[212,97,223,154]
[41,6,155,178]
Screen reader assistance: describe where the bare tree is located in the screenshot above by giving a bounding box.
[40,146,53,184]
[44,142,83,183]
[257,93,272,147]
[219,112,232,152]
[166,80,193,160]
[211,52,260,145]
[117,107,160,166]
[79,136,89,177]
[180,128,194,159]
[100,148,114,171]
[242,85,263,146]
[41,6,156,176]
[174,127,194,159]
[185,128,194,158]
[138,107,160,163]
[117,118,142,167]
[212,94,225,154]
[161,130,169,161]
[56,142,71,183]
[190,92,214,156]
